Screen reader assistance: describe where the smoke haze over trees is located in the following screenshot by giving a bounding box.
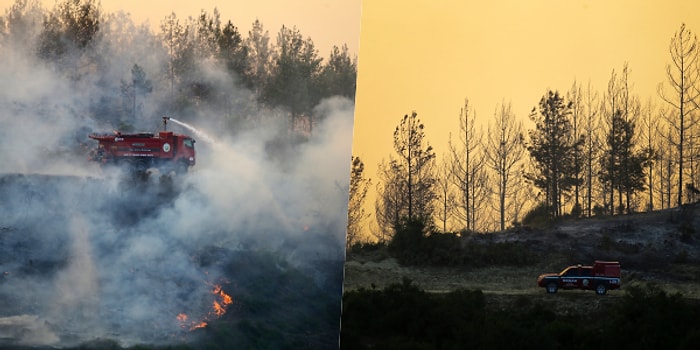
[1,0,356,139]
[0,0,356,347]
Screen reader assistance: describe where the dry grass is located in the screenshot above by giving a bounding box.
[344,207,700,306]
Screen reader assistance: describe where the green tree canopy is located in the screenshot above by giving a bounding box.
[264,25,323,118]
[317,44,357,100]
[527,90,584,218]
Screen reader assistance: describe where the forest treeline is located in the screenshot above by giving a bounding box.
[348,23,700,248]
[0,0,356,137]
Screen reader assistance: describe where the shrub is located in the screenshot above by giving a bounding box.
[522,202,553,228]
[603,284,700,349]
[349,241,385,254]
[570,202,582,218]
[421,232,463,265]
[593,204,607,217]
[463,241,538,267]
[679,222,694,243]
[389,218,427,264]
[600,234,613,251]
[675,250,688,264]
[341,281,486,349]
[341,283,700,350]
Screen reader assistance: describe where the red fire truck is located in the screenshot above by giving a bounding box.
[88,118,196,173]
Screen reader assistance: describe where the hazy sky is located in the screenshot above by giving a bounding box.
[352,0,700,235]
[29,0,361,57]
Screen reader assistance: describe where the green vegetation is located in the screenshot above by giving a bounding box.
[11,251,343,350]
[1,0,357,136]
[380,219,537,267]
[189,251,342,350]
[521,202,554,228]
[341,281,700,350]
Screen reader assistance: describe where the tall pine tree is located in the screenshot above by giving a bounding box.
[527,90,584,218]
[376,111,436,235]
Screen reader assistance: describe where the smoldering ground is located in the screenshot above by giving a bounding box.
[0,10,353,349]
[0,100,353,348]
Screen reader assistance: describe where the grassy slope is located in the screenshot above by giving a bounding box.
[342,209,700,349]
[344,205,700,300]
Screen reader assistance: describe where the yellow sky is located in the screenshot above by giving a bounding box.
[353,0,700,235]
[27,0,361,57]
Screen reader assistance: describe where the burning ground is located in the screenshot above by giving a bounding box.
[0,3,356,346]
[0,99,353,348]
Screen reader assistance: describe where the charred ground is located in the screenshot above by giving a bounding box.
[0,173,344,349]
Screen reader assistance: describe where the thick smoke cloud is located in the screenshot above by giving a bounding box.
[0,8,352,348]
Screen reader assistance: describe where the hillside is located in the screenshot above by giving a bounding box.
[341,209,700,349]
[344,206,700,299]
[0,173,344,349]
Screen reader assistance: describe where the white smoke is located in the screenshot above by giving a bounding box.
[0,315,59,346]
[0,7,353,347]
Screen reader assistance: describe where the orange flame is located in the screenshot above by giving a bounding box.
[191,321,208,330]
[177,313,201,331]
[212,284,233,317]
[176,283,233,331]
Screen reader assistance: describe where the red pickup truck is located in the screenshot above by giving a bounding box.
[537,261,621,295]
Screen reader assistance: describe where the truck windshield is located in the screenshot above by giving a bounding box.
[184,138,195,148]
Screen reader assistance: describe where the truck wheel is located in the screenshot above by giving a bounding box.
[546,282,558,294]
[595,284,607,295]
[175,161,188,175]
[127,157,149,172]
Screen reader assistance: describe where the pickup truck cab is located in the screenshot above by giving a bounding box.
[537,261,621,295]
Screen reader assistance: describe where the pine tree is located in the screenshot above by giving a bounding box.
[376,111,436,236]
[347,156,371,248]
[527,90,584,218]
